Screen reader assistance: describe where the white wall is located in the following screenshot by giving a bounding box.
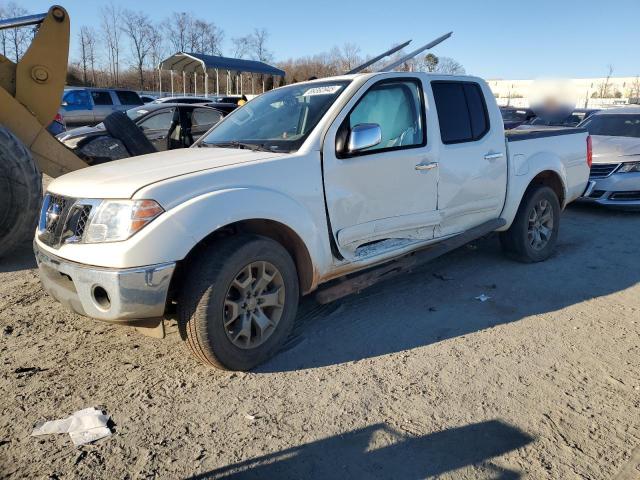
[488,76,640,108]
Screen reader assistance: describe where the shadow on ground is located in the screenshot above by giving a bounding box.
[259,205,640,372]
[0,243,36,273]
[189,420,533,479]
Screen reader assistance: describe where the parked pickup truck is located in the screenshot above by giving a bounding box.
[34,72,591,370]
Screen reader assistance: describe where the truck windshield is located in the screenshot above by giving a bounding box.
[579,114,640,138]
[200,80,350,152]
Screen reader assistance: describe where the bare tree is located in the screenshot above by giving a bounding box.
[340,43,361,72]
[100,3,123,86]
[2,2,30,62]
[77,26,92,85]
[629,75,640,103]
[435,56,465,75]
[85,28,98,86]
[122,10,154,90]
[189,19,224,55]
[0,3,8,58]
[231,35,251,59]
[250,28,272,62]
[598,64,614,98]
[164,12,192,53]
[148,28,166,92]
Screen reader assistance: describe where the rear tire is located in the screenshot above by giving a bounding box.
[500,185,560,263]
[0,125,42,258]
[103,111,156,157]
[178,235,299,370]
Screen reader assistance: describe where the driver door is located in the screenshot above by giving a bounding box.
[322,77,439,258]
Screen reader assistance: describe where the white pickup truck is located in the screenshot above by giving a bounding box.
[35,72,591,370]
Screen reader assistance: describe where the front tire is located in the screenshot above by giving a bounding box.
[178,235,299,370]
[500,185,560,263]
[0,125,42,258]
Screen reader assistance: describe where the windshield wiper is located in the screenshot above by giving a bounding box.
[203,141,273,152]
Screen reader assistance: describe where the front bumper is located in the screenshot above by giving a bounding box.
[579,171,640,209]
[34,243,176,322]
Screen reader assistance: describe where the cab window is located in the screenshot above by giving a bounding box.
[346,79,425,154]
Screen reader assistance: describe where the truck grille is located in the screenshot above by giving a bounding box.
[589,163,620,179]
[38,194,95,248]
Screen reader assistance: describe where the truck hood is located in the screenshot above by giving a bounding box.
[48,147,285,199]
[591,135,640,164]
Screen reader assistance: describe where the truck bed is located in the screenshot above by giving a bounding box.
[503,126,590,214]
[505,127,587,142]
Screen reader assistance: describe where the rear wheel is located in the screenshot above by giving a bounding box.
[178,235,299,370]
[500,185,560,263]
[0,125,42,258]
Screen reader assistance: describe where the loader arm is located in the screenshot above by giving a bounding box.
[0,5,87,177]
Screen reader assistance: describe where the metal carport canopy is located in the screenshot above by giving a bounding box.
[158,52,285,96]
[160,52,285,76]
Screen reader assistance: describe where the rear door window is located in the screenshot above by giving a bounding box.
[116,91,143,106]
[191,108,224,132]
[432,81,490,144]
[91,91,113,106]
[138,110,175,131]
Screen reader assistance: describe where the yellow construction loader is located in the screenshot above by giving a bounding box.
[0,5,87,258]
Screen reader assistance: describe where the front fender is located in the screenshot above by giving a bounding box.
[170,186,327,264]
[44,187,330,273]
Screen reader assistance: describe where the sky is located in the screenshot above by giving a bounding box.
[23,0,640,79]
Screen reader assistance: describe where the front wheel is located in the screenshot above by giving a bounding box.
[0,125,42,258]
[178,235,299,370]
[500,185,561,263]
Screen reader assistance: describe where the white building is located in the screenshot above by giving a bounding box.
[487,76,640,109]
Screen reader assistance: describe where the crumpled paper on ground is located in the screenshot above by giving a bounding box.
[32,407,112,446]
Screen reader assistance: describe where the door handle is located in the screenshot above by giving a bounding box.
[484,152,504,161]
[415,161,438,171]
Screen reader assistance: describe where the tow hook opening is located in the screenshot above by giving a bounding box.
[92,285,111,310]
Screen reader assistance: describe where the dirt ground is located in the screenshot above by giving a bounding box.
[0,203,639,479]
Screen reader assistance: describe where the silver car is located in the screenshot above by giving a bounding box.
[580,107,640,210]
[59,88,144,128]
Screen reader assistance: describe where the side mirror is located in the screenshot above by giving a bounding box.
[348,123,381,153]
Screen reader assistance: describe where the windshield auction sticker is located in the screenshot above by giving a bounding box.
[303,85,342,96]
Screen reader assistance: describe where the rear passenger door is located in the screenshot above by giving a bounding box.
[90,90,116,123]
[137,108,176,151]
[430,80,507,236]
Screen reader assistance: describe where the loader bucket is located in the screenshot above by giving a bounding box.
[0,5,87,177]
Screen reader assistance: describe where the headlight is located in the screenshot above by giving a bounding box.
[618,161,640,173]
[84,199,164,243]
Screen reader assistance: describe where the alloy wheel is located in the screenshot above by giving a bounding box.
[223,261,285,349]
[527,199,554,251]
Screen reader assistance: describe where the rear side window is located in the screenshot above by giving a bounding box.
[432,81,489,144]
[116,91,143,106]
[91,91,113,105]
[191,108,223,128]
